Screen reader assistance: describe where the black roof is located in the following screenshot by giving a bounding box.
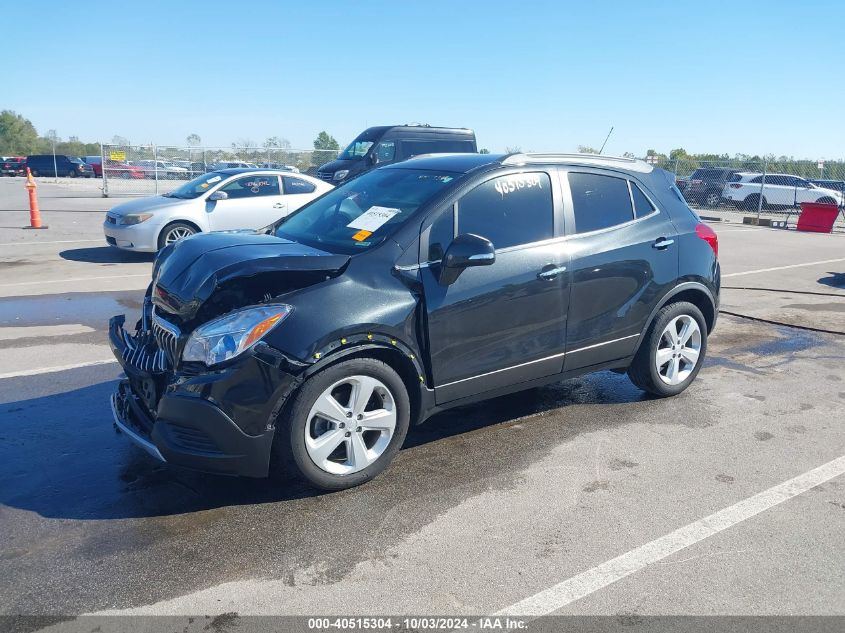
[388,153,504,173]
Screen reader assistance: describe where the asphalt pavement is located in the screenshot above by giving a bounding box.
[0,178,843,623]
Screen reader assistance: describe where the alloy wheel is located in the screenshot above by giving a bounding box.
[305,375,396,475]
[655,315,702,385]
[163,226,194,245]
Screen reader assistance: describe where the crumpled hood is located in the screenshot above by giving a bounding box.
[151,231,350,320]
[108,195,193,217]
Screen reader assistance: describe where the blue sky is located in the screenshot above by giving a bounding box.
[5,1,843,158]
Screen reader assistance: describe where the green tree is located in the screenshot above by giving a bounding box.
[505,145,522,154]
[313,131,339,151]
[0,110,40,154]
[111,135,130,146]
[478,148,490,154]
[264,136,291,149]
[312,131,340,168]
[186,133,201,146]
[577,145,599,154]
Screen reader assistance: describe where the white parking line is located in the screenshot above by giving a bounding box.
[0,274,149,288]
[0,239,104,246]
[722,257,845,278]
[494,454,845,616]
[0,358,117,379]
[0,324,95,340]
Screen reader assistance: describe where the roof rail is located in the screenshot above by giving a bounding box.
[501,153,653,173]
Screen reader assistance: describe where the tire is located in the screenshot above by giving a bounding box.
[627,301,708,398]
[121,172,131,179]
[157,221,197,249]
[31,170,40,177]
[274,358,411,491]
[742,194,765,211]
[705,191,721,207]
[68,170,77,178]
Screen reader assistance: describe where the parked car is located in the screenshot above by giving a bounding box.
[723,172,843,210]
[317,124,477,185]
[103,169,332,251]
[133,160,190,180]
[1,157,26,176]
[84,155,103,177]
[681,168,740,207]
[211,161,258,170]
[108,152,719,490]
[259,162,300,173]
[104,161,146,179]
[25,155,93,178]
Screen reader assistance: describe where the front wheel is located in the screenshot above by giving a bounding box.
[275,358,411,490]
[705,191,721,207]
[157,221,197,249]
[628,301,708,397]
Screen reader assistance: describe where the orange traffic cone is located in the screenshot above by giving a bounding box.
[23,167,48,230]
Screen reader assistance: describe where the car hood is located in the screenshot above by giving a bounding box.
[151,231,350,321]
[317,158,365,174]
[108,195,194,217]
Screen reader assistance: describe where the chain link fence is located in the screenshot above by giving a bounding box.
[645,155,845,225]
[101,144,340,197]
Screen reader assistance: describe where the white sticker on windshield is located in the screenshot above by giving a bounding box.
[347,206,400,232]
[207,175,222,184]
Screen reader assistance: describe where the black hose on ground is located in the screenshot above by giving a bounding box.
[719,285,845,335]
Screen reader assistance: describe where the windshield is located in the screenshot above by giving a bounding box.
[276,168,459,255]
[163,172,229,199]
[338,139,376,160]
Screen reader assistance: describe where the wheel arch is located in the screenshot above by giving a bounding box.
[632,282,716,357]
[156,218,203,246]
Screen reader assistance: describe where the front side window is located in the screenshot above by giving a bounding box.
[457,172,553,249]
[283,176,316,194]
[375,141,396,162]
[568,172,634,233]
[276,168,459,255]
[339,139,376,160]
[220,175,280,199]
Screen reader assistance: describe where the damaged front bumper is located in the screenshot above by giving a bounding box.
[108,304,294,478]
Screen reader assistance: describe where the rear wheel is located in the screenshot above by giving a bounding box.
[68,169,77,178]
[628,301,708,397]
[742,194,765,211]
[817,196,836,205]
[157,221,197,249]
[274,358,410,490]
[120,172,131,179]
[705,191,721,207]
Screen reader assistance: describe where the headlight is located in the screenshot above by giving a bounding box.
[333,170,349,181]
[120,213,154,225]
[182,304,293,366]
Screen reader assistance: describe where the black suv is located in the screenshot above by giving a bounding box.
[109,153,720,490]
[682,168,739,207]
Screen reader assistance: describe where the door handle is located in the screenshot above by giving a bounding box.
[652,237,674,250]
[273,203,285,209]
[537,264,567,280]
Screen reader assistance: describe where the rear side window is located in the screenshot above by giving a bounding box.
[283,176,316,194]
[457,172,553,249]
[568,172,634,233]
[630,182,655,217]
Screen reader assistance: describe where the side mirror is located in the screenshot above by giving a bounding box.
[369,152,379,166]
[207,190,228,201]
[439,233,495,286]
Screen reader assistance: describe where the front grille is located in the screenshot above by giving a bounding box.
[152,309,181,368]
[317,171,334,182]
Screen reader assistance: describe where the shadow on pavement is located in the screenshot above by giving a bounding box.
[59,247,153,264]
[0,371,647,522]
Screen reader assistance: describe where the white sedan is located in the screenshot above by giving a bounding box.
[103,169,333,252]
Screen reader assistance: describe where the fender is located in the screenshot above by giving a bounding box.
[631,281,717,357]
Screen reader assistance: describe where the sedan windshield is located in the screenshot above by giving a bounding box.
[163,172,229,199]
[276,168,459,255]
